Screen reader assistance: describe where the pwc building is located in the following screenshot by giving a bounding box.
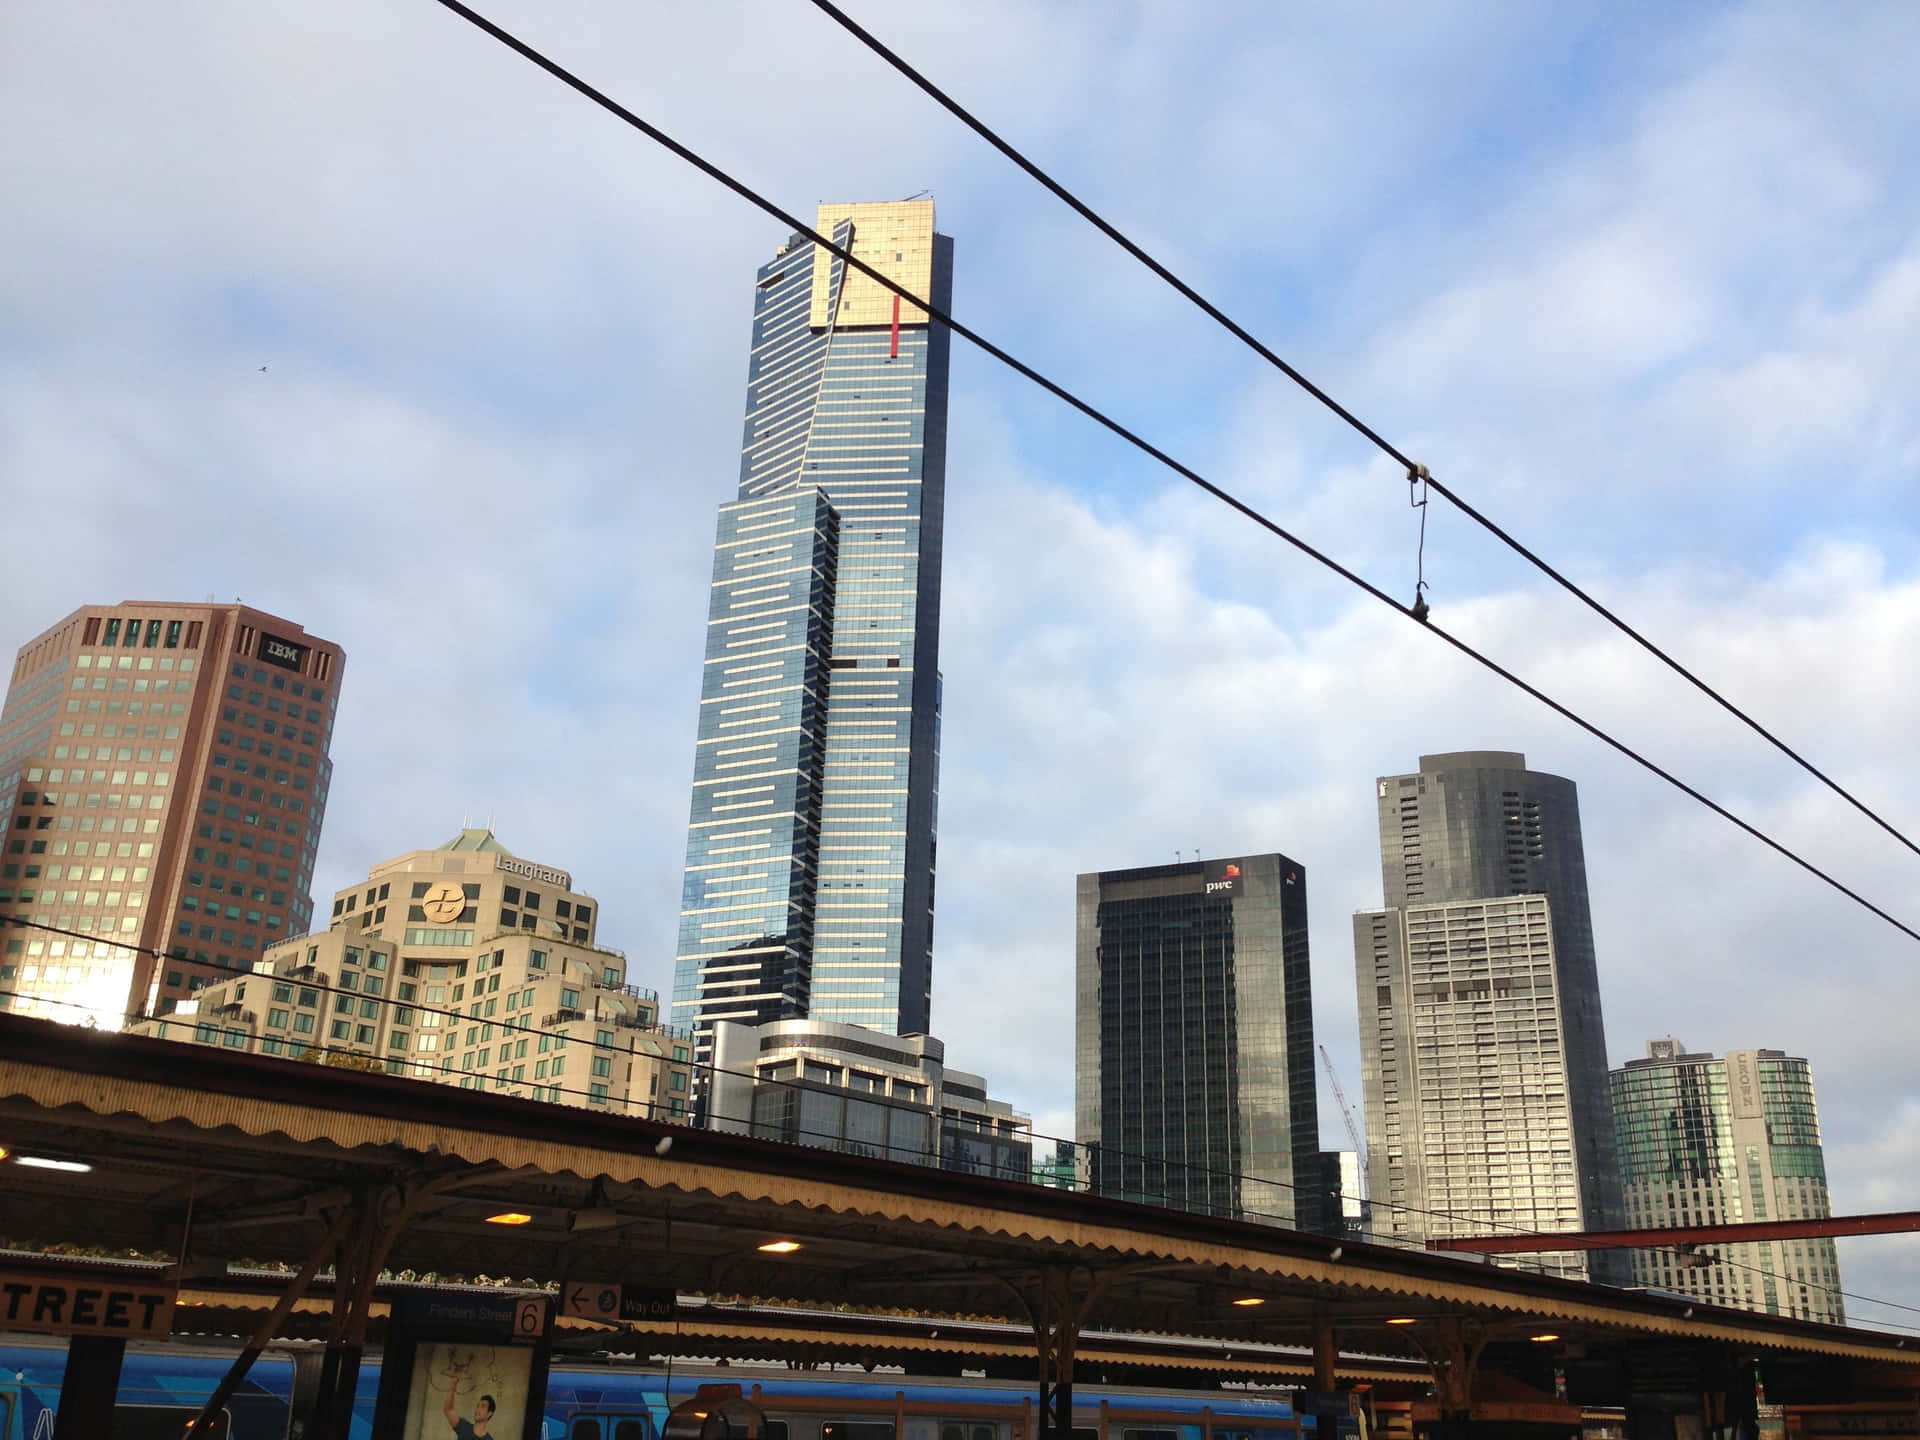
[671,201,953,1064]
[1075,854,1322,1230]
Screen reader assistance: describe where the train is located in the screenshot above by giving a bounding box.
[0,1342,1321,1440]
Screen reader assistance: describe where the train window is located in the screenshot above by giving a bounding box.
[765,1424,790,1440]
[974,1427,996,1440]
[572,1423,604,1440]
[1123,1429,1182,1440]
[616,1423,648,1440]
[944,1425,966,1440]
[824,1423,896,1440]
[1072,1429,1098,1440]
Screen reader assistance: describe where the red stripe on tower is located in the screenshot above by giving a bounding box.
[890,293,900,358]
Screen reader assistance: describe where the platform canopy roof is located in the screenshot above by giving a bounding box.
[0,1014,1913,1374]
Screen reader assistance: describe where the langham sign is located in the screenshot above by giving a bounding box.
[494,854,571,890]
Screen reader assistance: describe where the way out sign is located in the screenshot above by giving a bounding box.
[0,1271,175,1338]
[561,1282,678,1324]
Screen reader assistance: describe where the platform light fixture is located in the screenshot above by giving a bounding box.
[1385,1317,1418,1326]
[14,1155,91,1173]
[758,1239,803,1254]
[1231,1297,1265,1307]
[485,1211,534,1226]
[1530,1334,1560,1343]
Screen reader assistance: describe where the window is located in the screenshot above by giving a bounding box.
[561,988,580,1009]
[589,1083,608,1105]
[592,1055,612,1078]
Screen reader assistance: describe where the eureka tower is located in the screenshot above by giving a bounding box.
[672,201,953,1065]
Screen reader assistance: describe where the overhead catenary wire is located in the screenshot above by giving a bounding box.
[3,914,1914,1330]
[416,0,1920,946]
[797,0,1920,865]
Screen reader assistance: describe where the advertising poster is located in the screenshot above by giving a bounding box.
[400,1342,533,1440]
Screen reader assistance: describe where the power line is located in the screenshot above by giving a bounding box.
[3,917,1914,1330]
[797,0,1920,868]
[418,0,1920,946]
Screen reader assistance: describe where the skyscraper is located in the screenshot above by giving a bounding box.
[1075,855,1321,1229]
[672,202,952,1064]
[1353,751,1621,1280]
[1611,1039,1843,1323]
[0,602,342,1026]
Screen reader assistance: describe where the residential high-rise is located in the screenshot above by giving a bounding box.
[132,830,694,1118]
[1353,751,1621,1280]
[1075,855,1321,1229]
[1611,1039,1844,1323]
[0,602,342,1027]
[672,201,953,1065]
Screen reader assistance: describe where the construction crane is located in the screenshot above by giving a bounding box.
[1318,1045,1368,1203]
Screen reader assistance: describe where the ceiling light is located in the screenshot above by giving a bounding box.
[1231,1297,1265,1307]
[14,1155,91,1173]
[484,1211,534,1226]
[0,1145,9,1162]
[1530,1333,1560,1343]
[1385,1317,1418,1326]
[757,1239,802,1254]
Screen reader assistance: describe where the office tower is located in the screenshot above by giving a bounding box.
[1354,751,1621,1281]
[0,603,342,1027]
[1075,855,1321,1228]
[134,830,695,1117]
[1612,1039,1843,1323]
[672,201,952,1064]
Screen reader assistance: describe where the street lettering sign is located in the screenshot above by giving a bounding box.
[0,1270,174,1338]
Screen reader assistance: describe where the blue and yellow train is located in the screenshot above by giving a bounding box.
[0,1342,1315,1440]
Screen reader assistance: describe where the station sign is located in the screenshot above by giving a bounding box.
[0,1270,175,1338]
[396,1289,547,1342]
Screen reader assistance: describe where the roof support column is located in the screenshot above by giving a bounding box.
[186,1203,356,1440]
[301,1176,454,1440]
[51,1336,125,1440]
[1409,1318,1490,1440]
[1005,1265,1119,1440]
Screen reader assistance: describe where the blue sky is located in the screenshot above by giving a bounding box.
[3,0,1918,1323]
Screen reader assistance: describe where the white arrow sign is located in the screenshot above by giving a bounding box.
[563,1281,622,1322]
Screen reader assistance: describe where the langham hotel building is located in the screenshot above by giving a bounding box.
[0,601,343,1027]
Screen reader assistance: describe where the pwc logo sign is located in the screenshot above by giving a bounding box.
[1204,861,1243,896]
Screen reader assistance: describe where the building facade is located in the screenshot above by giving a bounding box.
[672,201,954,1064]
[1075,855,1321,1229]
[0,602,342,1027]
[132,831,694,1118]
[707,1017,1029,1178]
[1354,752,1622,1281]
[1611,1039,1843,1323]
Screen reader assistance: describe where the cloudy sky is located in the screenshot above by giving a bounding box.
[4,1,1917,1322]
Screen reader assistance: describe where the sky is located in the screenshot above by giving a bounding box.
[3,0,1918,1324]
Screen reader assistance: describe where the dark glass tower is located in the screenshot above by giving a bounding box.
[1074,855,1322,1230]
[673,202,953,1065]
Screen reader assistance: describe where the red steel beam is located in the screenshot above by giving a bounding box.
[1429,1211,1920,1254]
